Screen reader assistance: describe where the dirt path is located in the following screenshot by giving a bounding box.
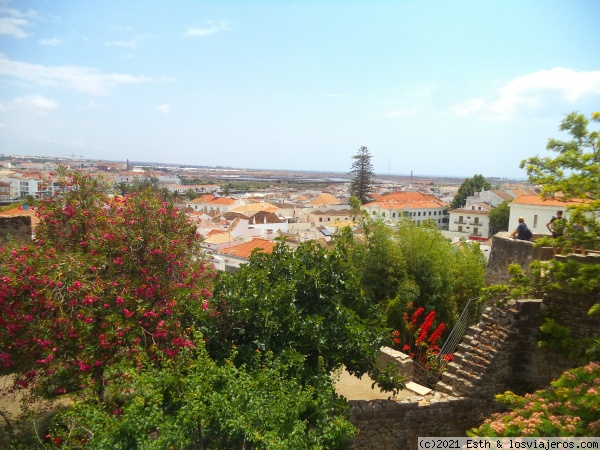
[334,367,420,400]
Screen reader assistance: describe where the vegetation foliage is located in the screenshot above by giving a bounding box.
[450,174,491,210]
[469,362,600,437]
[0,170,363,448]
[349,146,374,204]
[344,218,486,332]
[520,111,600,250]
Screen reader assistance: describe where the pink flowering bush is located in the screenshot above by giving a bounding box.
[0,169,214,400]
[470,362,600,437]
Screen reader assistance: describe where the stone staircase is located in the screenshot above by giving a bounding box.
[436,300,541,398]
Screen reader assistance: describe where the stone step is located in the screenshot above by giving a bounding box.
[441,371,457,384]
[460,359,487,375]
[435,381,454,395]
[451,353,464,365]
[464,325,482,338]
[457,343,471,354]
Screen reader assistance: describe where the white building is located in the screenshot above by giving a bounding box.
[448,202,492,239]
[362,191,449,229]
[507,195,583,236]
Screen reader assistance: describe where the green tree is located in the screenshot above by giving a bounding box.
[350,146,374,204]
[222,182,233,197]
[488,200,511,234]
[521,111,599,351]
[450,174,491,209]
[520,111,600,243]
[208,240,404,394]
[345,218,486,331]
[42,347,355,449]
[344,218,407,306]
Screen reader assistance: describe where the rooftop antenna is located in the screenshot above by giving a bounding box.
[411,170,413,184]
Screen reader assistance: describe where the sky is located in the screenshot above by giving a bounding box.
[0,1,599,178]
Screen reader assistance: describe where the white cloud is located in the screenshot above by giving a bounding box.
[0,94,58,115]
[156,104,170,114]
[39,37,63,46]
[0,6,39,39]
[185,20,231,37]
[0,53,168,95]
[105,34,150,48]
[447,68,600,120]
[445,98,485,117]
[383,107,421,118]
[490,68,600,117]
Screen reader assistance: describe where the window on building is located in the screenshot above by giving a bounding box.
[418,212,421,216]
[533,215,538,228]
[458,225,462,232]
[429,211,431,216]
[319,217,323,222]
[393,212,396,218]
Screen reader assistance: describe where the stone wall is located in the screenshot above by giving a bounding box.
[379,346,413,380]
[350,293,599,448]
[485,233,553,285]
[0,216,32,243]
[348,394,499,450]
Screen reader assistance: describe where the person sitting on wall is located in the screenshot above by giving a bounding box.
[510,217,531,241]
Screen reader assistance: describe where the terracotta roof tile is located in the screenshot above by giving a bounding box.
[491,190,515,201]
[510,195,586,207]
[307,193,341,207]
[230,202,278,214]
[364,191,448,209]
[204,231,235,245]
[220,238,277,259]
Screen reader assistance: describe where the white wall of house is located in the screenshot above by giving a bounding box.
[307,211,354,224]
[184,198,243,214]
[448,209,491,238]
[466,190,512,208]
[507,203,565,235]
[249,222,291,236]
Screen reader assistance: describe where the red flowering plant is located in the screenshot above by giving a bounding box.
[392,302,450,377]
[0,169,214,401]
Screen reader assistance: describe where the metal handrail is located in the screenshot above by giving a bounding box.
[412,359,441,389]
[436,297,482,370]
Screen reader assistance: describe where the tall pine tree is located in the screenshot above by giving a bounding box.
[350,146,374,204]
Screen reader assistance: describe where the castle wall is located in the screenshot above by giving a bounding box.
[0,216,32,243]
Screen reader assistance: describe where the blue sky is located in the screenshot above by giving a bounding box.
[1,1,599,178]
